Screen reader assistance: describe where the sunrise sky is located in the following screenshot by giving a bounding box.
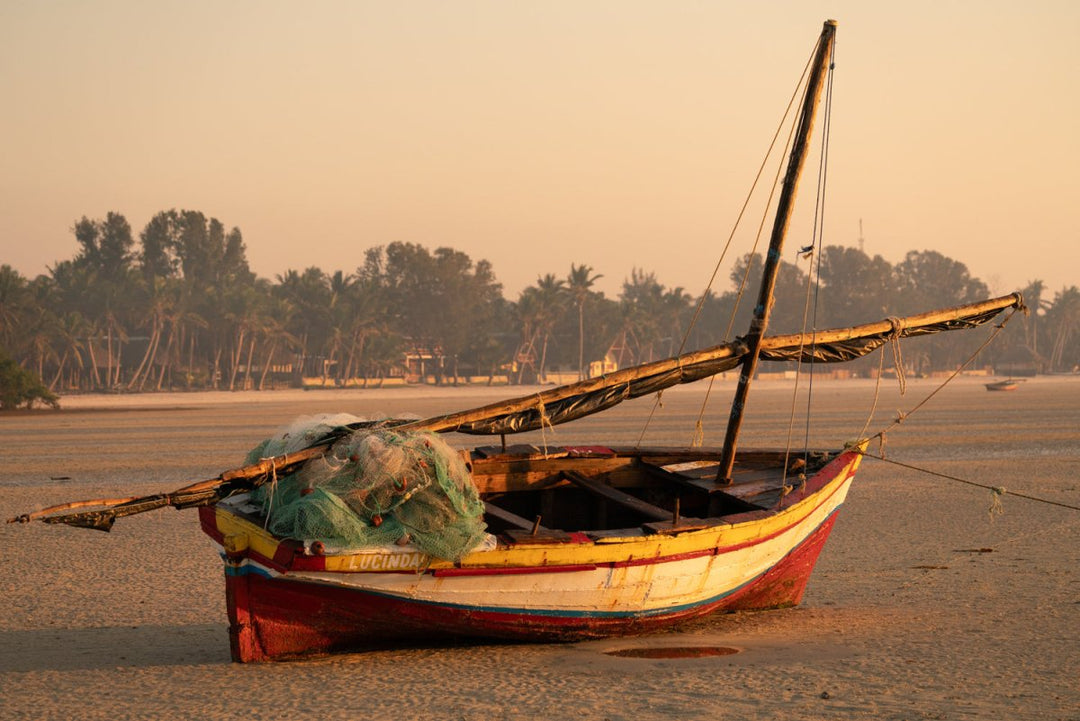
[2,1,1077,300]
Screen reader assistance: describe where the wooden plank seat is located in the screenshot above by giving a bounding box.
[639,460,768,513]
[483,500,545,532]
[561,470,671,522]
[484,500,578,544]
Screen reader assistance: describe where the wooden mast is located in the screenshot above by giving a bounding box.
[716,20,837,483]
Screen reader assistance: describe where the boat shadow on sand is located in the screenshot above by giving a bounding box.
[0,624,530,671]
[1,610,853,672]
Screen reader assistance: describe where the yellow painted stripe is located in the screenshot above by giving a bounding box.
[210,451,861,573]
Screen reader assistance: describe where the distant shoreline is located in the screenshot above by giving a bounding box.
[31,373,1074,412]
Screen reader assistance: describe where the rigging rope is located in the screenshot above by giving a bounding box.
[781,232,820,484]
[863,305,1024,445]
[634,33,820,449]
[784,33,837,485]
[683,44,818,347]
[802,41,837,465]
[680,36,825,448]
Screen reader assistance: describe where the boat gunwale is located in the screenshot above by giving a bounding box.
[200,444,864,575]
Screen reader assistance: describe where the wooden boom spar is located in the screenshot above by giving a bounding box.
[8,292,1022,530]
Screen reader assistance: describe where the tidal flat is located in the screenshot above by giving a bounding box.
[1,376,1078,720]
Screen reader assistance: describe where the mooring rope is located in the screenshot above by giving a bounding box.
[856,451,1080,513]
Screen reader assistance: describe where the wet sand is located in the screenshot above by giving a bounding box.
[1,377,1078,720]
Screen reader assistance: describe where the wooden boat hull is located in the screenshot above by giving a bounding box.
[199,447,862,662]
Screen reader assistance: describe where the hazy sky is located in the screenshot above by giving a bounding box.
[2,1,1078,300]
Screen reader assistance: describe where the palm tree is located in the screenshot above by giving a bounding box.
[21,305,60,384]
[101,302,130,389]
[1019,280,1050,356]
[618,269,668,364]
[275,267,332,382]
[127,276,175,391]
[660,286,693,357]
[169,294,208,390]
[340,274,388,385]
[222,282,269,391]
[256,297,299,390]
[0,265,28,352]
[513,291,540,384]
[1047,286,1080,372]
[532,274,565,382]
[325,270,356,384]
[49,311,89,390]
[566,264,602,380]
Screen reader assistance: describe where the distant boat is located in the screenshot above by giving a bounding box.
[986,379,1021,392]
[9,20,1025,663]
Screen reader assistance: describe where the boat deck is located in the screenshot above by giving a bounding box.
[472,444,835,539]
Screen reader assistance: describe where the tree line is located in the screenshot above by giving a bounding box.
[0,208,1077,406]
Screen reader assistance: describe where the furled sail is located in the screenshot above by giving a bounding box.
[404,293,1023,435]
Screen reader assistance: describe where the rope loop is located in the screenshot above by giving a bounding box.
[262,457,279,530]
[691,419,705,449]
[537,394,555,457]
[885,317,907,395]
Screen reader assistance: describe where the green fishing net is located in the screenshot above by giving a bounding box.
[248,415,487,561]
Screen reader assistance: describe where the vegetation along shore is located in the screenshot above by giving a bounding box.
[1,209,1076,409]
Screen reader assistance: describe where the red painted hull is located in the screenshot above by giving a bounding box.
[219,512,840,662]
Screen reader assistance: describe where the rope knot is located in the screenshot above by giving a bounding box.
[989,486,1006,519]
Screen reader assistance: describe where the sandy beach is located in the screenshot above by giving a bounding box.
[1,376,1078,720]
